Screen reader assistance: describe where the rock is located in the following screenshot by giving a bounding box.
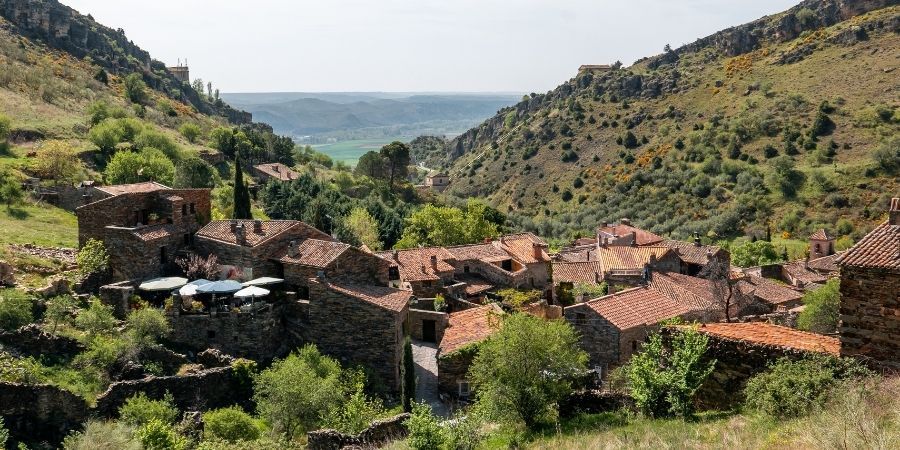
[0,260,14,286]
[197,348,236,368]
[180,411,203,440]
[35,276,71,298]
[115,361,148,381]
[0,324,85,360]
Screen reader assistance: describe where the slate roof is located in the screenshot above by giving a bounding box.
[275,239,350,268]
[736,275,804,306]
[552,261,603,284]
[254,163,300,182]
[439,304,504,354]
[647,272,717,310]
[375,247,456,282]
[597,223,663,246]
[95,181,170,195]
[196,220,325,247]
[809,229,835,241]
[325,281,411,312]
[837,219,900,270]
[661,239,723,266]
[597,246,672,271]
[578,286,703,331]
[696,322,839,355]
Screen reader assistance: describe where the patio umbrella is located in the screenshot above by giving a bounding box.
[139,276,188,292]
[234,286,270,299]
[178,279,212,296]
[195,280,243,295]
[241,277,284,287]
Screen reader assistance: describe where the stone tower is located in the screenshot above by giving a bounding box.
[809,229,835,260]
[167,59,190,84]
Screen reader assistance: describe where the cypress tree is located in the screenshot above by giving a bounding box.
[401,336,415,413]
[233,156,252,219]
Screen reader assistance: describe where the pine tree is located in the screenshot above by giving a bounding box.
[233,156,252,219]
[402,337,415,413]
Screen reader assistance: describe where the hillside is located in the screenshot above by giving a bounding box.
[221,92,521,141]
[433,0,900,242]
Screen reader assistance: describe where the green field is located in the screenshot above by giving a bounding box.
[313,138,409,166]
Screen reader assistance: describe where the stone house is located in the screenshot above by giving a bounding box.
[424,172,450,192]
[564,285,712,375]
[376,247,458,298]
[194,219,331,281]
[660,238,729,276]
[745,260,827,290]
[253,163,300,183]
[595,245,680,288]
[734,274,804,312]
[275,239,391,298]
[836,198,900,370]
[306,278,411,390]
[551,261,604,305]
[596,220,665,247]
[578,64,612,74]
[75,182,211,281]
[436,303,504,398]
[809,229,836,260]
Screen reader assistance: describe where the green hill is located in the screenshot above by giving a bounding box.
[432,0,899,242]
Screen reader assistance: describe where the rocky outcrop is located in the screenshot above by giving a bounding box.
[0,324,85,360]
[0,260,14,286]
[196,348,236,368]
[0,382,90,447]
[307,413,410,450]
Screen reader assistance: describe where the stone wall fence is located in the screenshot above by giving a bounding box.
[0,382,90,447]
[307,413,410,450]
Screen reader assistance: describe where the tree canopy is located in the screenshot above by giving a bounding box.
[104,148,175,186]
[394,200,502,249]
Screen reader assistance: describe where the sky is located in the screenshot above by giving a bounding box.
[62,0,799,94]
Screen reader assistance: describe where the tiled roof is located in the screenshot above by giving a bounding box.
[454,274,495,296]
[648,272,717,310]
[439,304,504,354]
[95,181,170,195]
[837,220,900,270]
[809,229,834,241]
[782,260,828,285]
[736,275,804,306]
[130,224,176,242]
[275,239,350,268]
[552,261,603,284]
[598,224,663,246]
[447,242,509,263]
[325,281,411,312]
[661,239,723,266]
[572,237,597,247]
[578,286,702,330]
[556,245,596,262]
[696,322,839,355]
[807,252,843,273]
[196,220,325,247]
[254,163,300,182]
[496,233,550,264]
[375,247,456,282]
[597,246,672,272]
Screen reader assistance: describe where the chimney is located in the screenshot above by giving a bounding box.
[630,234,636,247]
[694,232,701,247]
[891,198,900,226]
[253,219,262,233]
[532,242,544,260]
[649,253,657,266]
[230,221,237,232]
[235,223,246,244]
[288,240,298,258]
[620,218,631,226]
[430,255,438,269]
[421,265,428,274]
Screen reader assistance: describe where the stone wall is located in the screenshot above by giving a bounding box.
[94,366,253,417]
[564,303,620,371]
[167,304,287,362]
[437,347,476,397]
[839,265,900,370]
[307,413,410,450]
[282,246,390,295]
[0,324,84,360]
[307,279,407,390]
[0,382,90,447]
[98,280,135,318]
[408,308,448,343]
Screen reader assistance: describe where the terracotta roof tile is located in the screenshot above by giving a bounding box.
[837,220,900,270]
[598,224,663,246]
[648,272,717,310]
[275,239,350,268]
[130,224,176,242]
[196,220,327,247]
[325,281,411,312]
[736,275,804,306]
[807,252,843,273]
[696,322,839,355]
[254,163,300,182]
[597,246,672,272]
[552,261,603,284]
[661,239,723,266]
[95,181,170,195]
[446,242,509,263]
[496,233,550,264]
[439,304,504,354]
[453,273,495,295]
[375,247,456,281]
[577,286,703,330]
[556,245,596,262]
[782,260,828,285]
[809,229,835,241]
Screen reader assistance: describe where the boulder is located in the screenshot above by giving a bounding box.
[35,276,71,298]
[0,260,14,286]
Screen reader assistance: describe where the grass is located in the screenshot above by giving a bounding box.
[313,137,409,166]
[0,200,78,248]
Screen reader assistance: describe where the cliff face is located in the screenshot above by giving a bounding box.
[0,0,252,124]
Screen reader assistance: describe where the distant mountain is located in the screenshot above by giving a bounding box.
[221,92,522,139]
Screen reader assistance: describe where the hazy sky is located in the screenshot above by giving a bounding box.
[63,0,798,93]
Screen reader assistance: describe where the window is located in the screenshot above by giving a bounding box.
[182,204,187,215]
[388,267,400,280]
[458,381,471,398]
[463,265,470,273]
[815,243,821,253]
[189,203,196,214]
[298,285,310,300]
[207,330,216,338]
[160,246,167,264]
[183,233,190,246]
[501,259,513,271]
[631,340,638,351]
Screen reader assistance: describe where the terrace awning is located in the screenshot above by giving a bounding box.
[195,280,243,295]
[234,286,270,299]
[241,277,284,287]
[139,277,188,292]
[178,279,213,296]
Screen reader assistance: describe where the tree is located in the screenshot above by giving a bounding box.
[105,148,175,186]
[700,257,745,322]
[192,78,205,95]
[405,402,446,450]
[173,156,218,189]
[123,73,148,104]
[203,406,261,443]
[253,345,345,439]
[768,155,804,197]
[469,313,587,428]
[627,326,715,418]
[178,123,201,144]
[175,253,219,280]
[380,141,410,190]
[622,131,639,149]
[36,140,81,185]
[74,298,117,339]
[232,156,252,219]
[354,151,386,179]
[0,114,11,153]
[45,295,77,334]
[345,207,383,251]
[0,169,23,211]
[797,278,840,333]
[134,129,180,161]
[402,337,415,413]
[126,308,170,347]
[871,136,899,175]
[731,240,781,267]
[324,374,386,434]
[395,203,499,249]
[76,238,109,278]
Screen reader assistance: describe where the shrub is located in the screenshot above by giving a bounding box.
[0,289,34,331]
[134,129,180,161]
[118,392,179,426]
[324,376,386,434]
[62,420,140,450]
[797,278,840,333]
[871,136,899,174]
[126,308,171,347]
[0,168,24,209]
[45,294,77,334]
[405,402,446,450]
[622,131,639,149]
[743,355,871,418]
[731,240,781,267]
[178,123,201,144]
[203,406,261,443]
[627,327,715,418]
[763,144,778,159]
[105,148,175,186]
[87,100,111,126]
[77,238,109,278]
[135,419,187,450]
[123,73,148,104]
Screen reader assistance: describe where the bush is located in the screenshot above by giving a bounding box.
[324,375,386,434]
[405,402,446,450]
[797,278,840,333]
[77,238,109,278]
[75,299,118,338]
[123,73,148,104]
[118,392,179,426]
[871,136,899,174]
[731,240,781,267]
[173,157,218,189]
[105,148,175,186]
[743,356,871,418]
[0,289,34,331]
[203,406,261,443]
[622,131,639,149]
[126,308,170,347]
[627,327,715,418]
[62,420,140,450]
[135,419,187,450]
[178,123,201,144]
